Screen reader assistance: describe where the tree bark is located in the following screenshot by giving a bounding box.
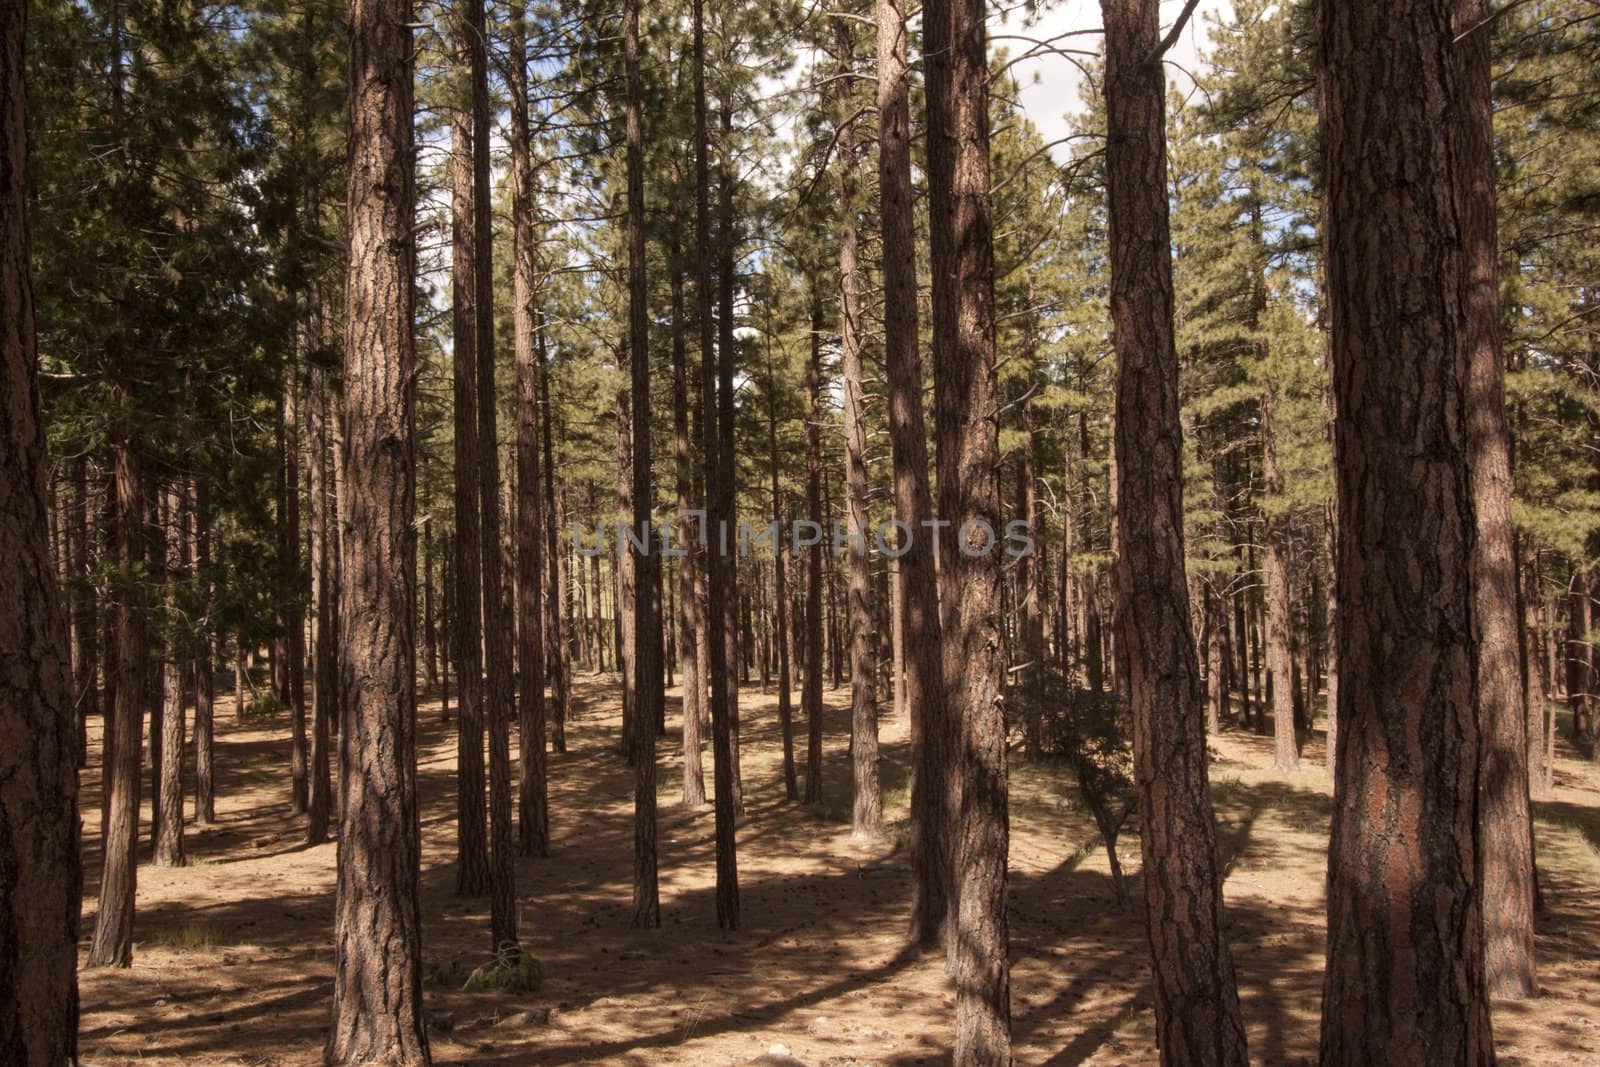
[803,283,826,808]
[88,423,145,968]
[623,0,661,928]
[1455,0,1536,1002]
[1260,386,1299,771]
[327,0,430,1052]
[1100,1,1249,1062]
[0,4,82,1042]
[1317,0,1495,1058]
[717,93,744,815]
[540,319,570,753]
[835,20,880,838]
[449,7,489,896]
[674,252,708,806]
[463,0,518,959]
[764,323,797,800]
[694,0,738,929]
[510,0,549,859]
[194,477,217,824]
[154,484,188,868]
[924,0,1010,1053]
[306,309,335,846]
[283,347,307,816]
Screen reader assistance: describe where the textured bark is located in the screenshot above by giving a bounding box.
[88,419,146,968]
[676,253,708,807]
[803,285,826,808]
[694,0,738,929]
[1100,1,1249,1063]
[306,312,335,846]
[194,477,217,824]
[1456,0,1536,1002]
[0,3,82,1044]
[327,0,430,1053]
[462,0,518,958]
[835,22,880,838]
[615,386,637,758]
[510,0,548,859]
[449,13,489,896]
[623,0,661,928]
[1323,500,1339,776]
[924,0,1009,1053]
[540,324,570,754]
[717,98,744,815]
[282,346,307,816]
[1260,387,1299,771]
[1521,547,1552,798]
[764,335,797,801]
[154,484,188,869]
[72,456,96,766]
[1318,0,1494,1059]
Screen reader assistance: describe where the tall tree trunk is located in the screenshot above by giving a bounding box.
[675,252,708,806]
[615,385,637,759]
[694,0,738,929]
[1457,0,1536,1002]
[803,282,826,808]
[1522,547,1552,798]
[72,455,96,767]
[327,0,430,1052]
[465,0,518,957]
[925,0,1009,1053]
[153,484,187,868]
[283,347,307,815]
[88,415,146,968]
[306,293,335,846]
[876,0,947,940]
[1317,0,1495,1058]
[540,320,570,752]
[1100,0,1249,1062]
[194,477,217,824]
[835,22,879,838]
[510,0,548,859]
[450,10,489,896]
[0,4,82,1042]
[1261,386,1299,771]
[623,0,661,928]
[717,92,744,815]
[423,519,437,692]
[764,323,797,800]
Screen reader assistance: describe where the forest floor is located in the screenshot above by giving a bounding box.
[76,673,1600,1066]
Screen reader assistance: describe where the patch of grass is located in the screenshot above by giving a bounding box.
[240,693,286,722]
[460,953,543,995]
[144,920,231,949]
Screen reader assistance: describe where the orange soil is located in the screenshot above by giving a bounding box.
[76,675,1600,1065]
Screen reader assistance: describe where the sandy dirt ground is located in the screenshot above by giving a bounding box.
[75,673,1600,1065]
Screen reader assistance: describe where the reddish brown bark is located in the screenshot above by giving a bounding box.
[449,5,489,897]
[1456,0,1537,1003]
[925,0,1009,1053]
[623,0,661,928]
[326,0,429,1054]
[1317,0,1495,1058]
[509,0,548,859]
[1100,0,1249,1062]
[835,20,880,839]
[693,0,738,929]
[1,2,82,1045]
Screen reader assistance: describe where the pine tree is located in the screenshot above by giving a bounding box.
[0,0,81,1049]
[1317,0,1494,1058]
[327,0,430,1055]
